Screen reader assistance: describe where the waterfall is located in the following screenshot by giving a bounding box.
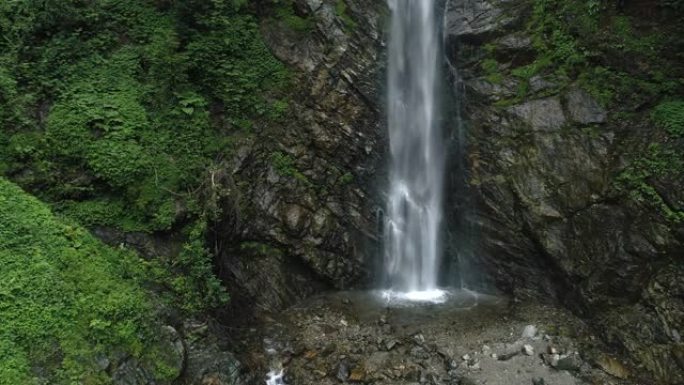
[384,0,445,301]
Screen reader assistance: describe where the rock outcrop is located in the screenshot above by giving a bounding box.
[443,0,684,383]
[214,0,387,318]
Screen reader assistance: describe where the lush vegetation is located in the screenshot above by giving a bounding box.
[0,178,181,384]
[0,0,297,382]
[0,0,289,234]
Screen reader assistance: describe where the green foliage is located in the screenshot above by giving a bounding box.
[339,172,354,185]
[528,0,593,78]
[0,0,289,234]
[185,9,290,117]
[270,151,311,186]
[240,241,283,258]
[163,221,229,313]
[335,0,357,30]
[616,144,684,223]
[481,59,503,84]
[0,178,176,384]
[652,100,684,137]
[272,0,314,32]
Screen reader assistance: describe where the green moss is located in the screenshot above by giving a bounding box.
[0,0,290,233]
[273,0,314,32]
[0,178,168,383]
[616,144,684,223]
[270,151,311,186]
[481,59,504,84]
[240,241,283,258]
[652,100,684,137]
[339,172,354,185]
[335,0,357,30]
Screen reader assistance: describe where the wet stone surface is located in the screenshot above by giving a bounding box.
[239,291,636,385]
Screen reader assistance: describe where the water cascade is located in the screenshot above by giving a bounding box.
[383,0,445,302]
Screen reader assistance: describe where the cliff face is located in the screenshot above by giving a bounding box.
[214,0,387,316]
[239,2,684,381]
[442,0,684,382]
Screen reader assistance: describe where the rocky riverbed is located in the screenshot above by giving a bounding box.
[234,291,636,385]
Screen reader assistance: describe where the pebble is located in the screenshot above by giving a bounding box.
[385,339,398,351]
[462,354,471,361]
[522,325,537,339]
[522,344,534,356]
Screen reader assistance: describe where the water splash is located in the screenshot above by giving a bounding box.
[265,370,284,385]
[384,0,445,295]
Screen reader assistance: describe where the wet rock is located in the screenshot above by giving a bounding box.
[445,0,520,43]
[349,366,365,382]
[595,355,630,379]
[564,87,606,124]
[384,339,399,351]
[507,97,567,130]
[336,360,350,382]
[459,376,478,385]
[498,33,532,50]
[183,321,246,385]
[555,354,582,372]
[498,351,520,361]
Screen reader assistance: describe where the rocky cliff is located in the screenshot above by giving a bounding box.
[442,0,684,382]
[212,0,388,318]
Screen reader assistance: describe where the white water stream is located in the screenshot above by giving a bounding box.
[384,0,445,301]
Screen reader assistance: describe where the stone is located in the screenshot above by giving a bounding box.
[542,353,560,367]
[336,360,350,382]
[564,87,606,124]
[385,339,398,351]
[462,354,471,361]
[522,325,537,339]
[349,366,365,382]
[445,0,519,42]
[532,378,546,385]
[596,355,630,379]
[507,97,567,130]
[555,354,582,372]
[498,33,533,50]
[522,344,535,356]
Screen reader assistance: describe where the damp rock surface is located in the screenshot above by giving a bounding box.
[240,291,635,385]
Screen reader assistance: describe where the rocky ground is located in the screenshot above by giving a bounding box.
[235,291,636,385]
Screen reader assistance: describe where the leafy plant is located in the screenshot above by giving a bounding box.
[652,100,684,137]
[0,178,177,384]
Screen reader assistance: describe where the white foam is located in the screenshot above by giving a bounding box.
[381,289,448,304]
[265,369,284,385]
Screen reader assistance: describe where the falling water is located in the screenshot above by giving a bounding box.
[384,0,445,301]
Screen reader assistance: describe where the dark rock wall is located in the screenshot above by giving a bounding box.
[443,0,683,382]
[217,0,683,381]
[215,0,388,319]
